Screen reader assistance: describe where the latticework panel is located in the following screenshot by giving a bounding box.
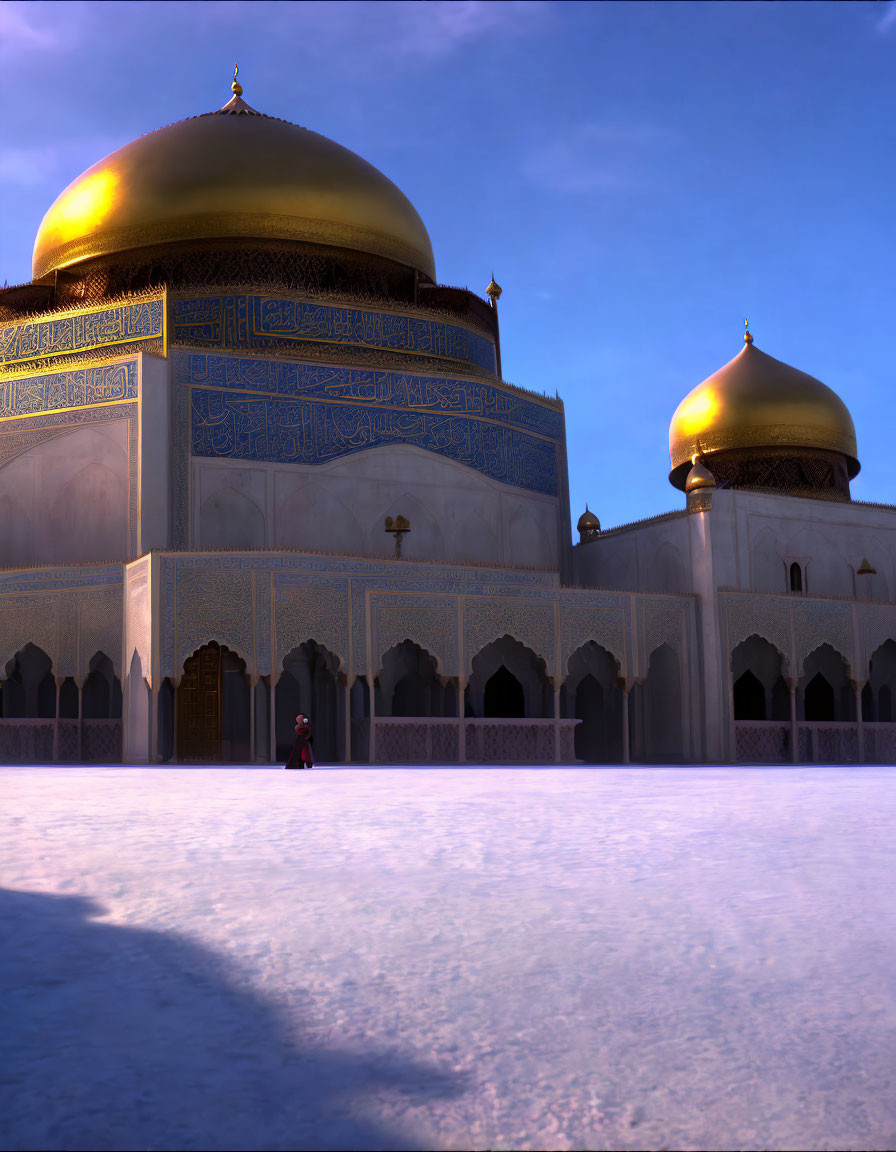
[465,720,556,763]
[57,721,80,762]
[863,725,896,764]
[735,722,791,763]
[0,722,54,763]
[82,721,123,764]
[798,724,860,763]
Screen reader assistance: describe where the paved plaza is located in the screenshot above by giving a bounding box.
[3,765,896,1151]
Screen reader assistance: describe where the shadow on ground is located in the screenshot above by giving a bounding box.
[0,887,465,1151]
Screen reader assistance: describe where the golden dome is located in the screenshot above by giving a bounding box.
[576,506,600,532]
[32,84,436,281]
[684,457,716,493]
[669,337,859,489]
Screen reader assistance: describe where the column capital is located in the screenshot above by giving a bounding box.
[850,678,869,694]
[54,675,66,688]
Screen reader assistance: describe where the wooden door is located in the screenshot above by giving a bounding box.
[177,644,222,760]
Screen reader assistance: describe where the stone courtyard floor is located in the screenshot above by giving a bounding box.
[2,764,896,1152]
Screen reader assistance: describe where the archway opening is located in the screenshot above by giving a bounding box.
[2,643,54,719]
[277,640,341,763]
[484,665,525,718]
[566,641,622,763]
[177,642,250,762]
[733,669,766,721]
[378,640,441,717]
[638,643,684,762]
[804,673,835,722]
[867,640,896,723]
[799,644,853,723]
[467,636,551,719]
[83,651,122,719]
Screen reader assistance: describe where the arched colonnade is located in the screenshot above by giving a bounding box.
[731,633,896,763]
[155,631,690,764]
[0,643,122,762]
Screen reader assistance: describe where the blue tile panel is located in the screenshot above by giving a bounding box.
[0,298,163,366]
[177,352,561,497]
[0,359,138,418]
[172,294,497,374]
[176,352,562,438]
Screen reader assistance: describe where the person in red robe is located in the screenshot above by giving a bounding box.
[284,714,314,769]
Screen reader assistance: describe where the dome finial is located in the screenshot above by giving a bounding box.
[232,62,243,97]
[744,317,753,345]
[486,274,502,303]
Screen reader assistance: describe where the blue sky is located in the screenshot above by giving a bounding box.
[2,0,894,529]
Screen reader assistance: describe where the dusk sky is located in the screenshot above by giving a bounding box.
[2,0,894,530]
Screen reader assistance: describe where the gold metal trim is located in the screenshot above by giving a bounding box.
[670,422,859,471]
[35,213,435,282]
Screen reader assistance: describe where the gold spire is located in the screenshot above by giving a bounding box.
[232,63,242,97]
[744,318,753,345]
[486,275,502,303]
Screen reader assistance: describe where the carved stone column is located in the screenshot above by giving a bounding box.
[269,672,279,764]
[457,675,468,763]
[53,675,64,762]
[852,679,867,764]
[76,676,84,763]
[786,677,798,764]
[619,677,635,766]
[343,675,353,764]
[367,673,376,764]
[172,676,181,761]
[553,679,562,763]
[150,681,159,763]
[249,674,258,763]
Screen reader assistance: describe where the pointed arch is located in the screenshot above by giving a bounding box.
[277,481,362,554]
[200,486,265,549]
[467,635,551,719]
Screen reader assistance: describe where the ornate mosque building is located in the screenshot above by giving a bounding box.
[1,75,894,766]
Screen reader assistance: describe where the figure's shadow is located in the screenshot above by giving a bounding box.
[0,888,465,1151]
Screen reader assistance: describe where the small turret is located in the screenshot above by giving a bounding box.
[576,505,601,542]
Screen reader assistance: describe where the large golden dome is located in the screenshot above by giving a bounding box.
[668,332,859,490]
[32,83,436,282]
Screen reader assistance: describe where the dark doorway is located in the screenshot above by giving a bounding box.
[484,665,524,718]
[574,674,605,762]
[178,644,222,760]
[177,642,250,761]
[733,670,766,720]
[804,673,835,722]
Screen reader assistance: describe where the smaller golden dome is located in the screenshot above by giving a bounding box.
[685,458,716,493]
[486,277,502,302]
[577,506,600,532]
[669,336,859,489]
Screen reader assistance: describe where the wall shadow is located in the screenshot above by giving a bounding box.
[0,887,465,1151]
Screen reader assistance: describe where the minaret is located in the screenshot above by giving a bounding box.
[486,275,503,378]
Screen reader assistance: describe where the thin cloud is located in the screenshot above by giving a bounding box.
[0,147,60,186]
[0,1,56,49]
[229,0,547,61]
[876,3,896,32]
[523,122,671,195]
[0,134,121,189]
[0,0,89,54]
